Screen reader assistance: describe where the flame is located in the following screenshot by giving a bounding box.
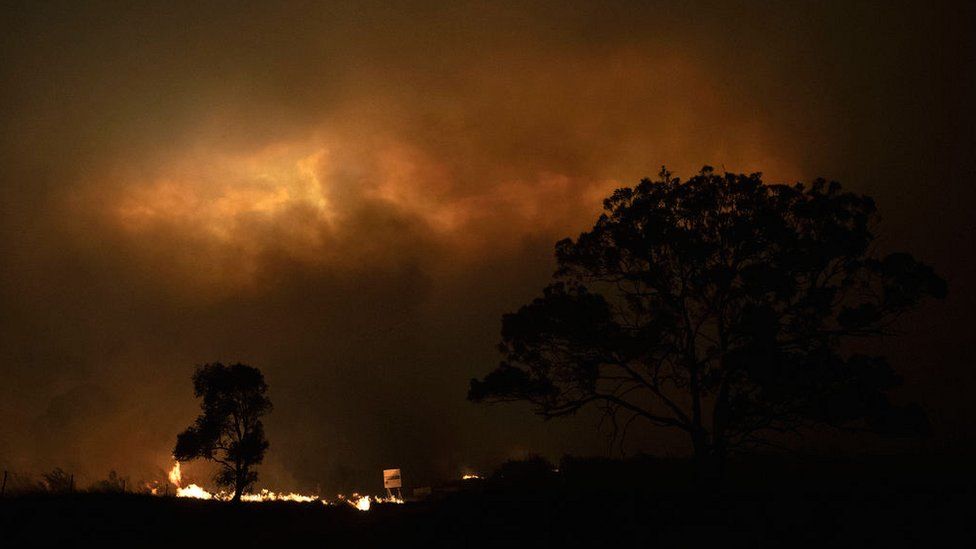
[162,460,399,508]
[351,495,371,511]
[168,460,214,500]
[168,462,182,486]
[337,493,403,510]
[372,494,404,505]
[176,484,214,500]
[241,489,320,503]
[462,474,481,480]
[336,493,370,510]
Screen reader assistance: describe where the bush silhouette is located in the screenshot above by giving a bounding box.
[41,468,73,493]
[89,470,128,493]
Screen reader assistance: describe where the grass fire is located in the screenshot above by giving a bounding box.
[164,461,395,509]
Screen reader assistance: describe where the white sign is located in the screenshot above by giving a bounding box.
[383,468,402,489]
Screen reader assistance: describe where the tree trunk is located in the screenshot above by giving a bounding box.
[707,378,731,484]
[232,469,244,502]
[691,429,712,483]
[710,438,728,482]
[691,430,726,486]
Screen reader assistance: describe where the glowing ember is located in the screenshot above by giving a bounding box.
[373,494,405,505]
[144,480,165,495]
[462,474,481,480]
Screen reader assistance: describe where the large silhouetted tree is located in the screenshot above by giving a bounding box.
[174,362,272,501]
[470,167,946,479]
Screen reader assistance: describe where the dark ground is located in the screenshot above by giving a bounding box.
[2,455,973,547]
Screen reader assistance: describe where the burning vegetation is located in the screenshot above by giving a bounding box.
[162,364,402,509]
[162,461,399,510]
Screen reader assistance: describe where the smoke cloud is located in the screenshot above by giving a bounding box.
[1,1,973,491]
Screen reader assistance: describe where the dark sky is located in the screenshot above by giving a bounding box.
[1,1,974,493]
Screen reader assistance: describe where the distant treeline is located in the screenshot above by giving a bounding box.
[1,467,141,497]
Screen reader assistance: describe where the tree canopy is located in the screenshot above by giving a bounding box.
[470,167,946,477]
[174,362,272,501]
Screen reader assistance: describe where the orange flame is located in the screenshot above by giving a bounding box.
[168,461,182,487]
[163,460,399,508]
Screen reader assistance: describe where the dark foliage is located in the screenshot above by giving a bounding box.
[470,167,946,477]
[41,468,74,493]
[490,455,559,488]
[174,362,272,501]
[89,470,128,493]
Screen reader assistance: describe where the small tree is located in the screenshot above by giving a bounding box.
[470,167,946,479]
[42,468,74,493]
[174,362,272,501]
[89,470,127,493]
